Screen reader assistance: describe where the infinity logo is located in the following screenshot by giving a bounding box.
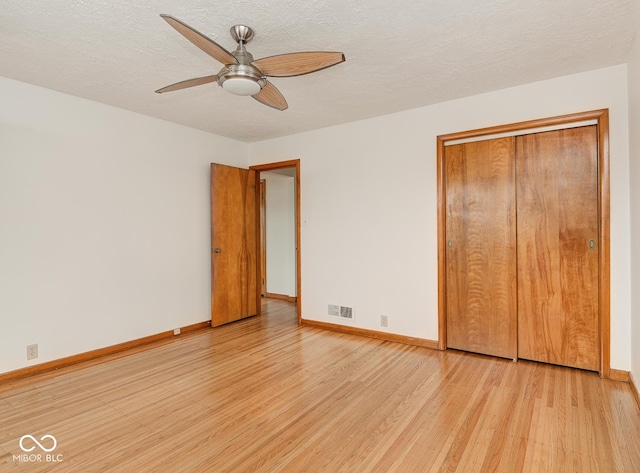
[19,434,57,453]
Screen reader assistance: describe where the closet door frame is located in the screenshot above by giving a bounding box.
[436,109,610,378]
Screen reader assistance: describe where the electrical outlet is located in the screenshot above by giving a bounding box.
[381,315,388,328]
[173,328,180,336]
[27,344,38,360]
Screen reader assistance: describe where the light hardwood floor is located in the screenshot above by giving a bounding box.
[1,299,639,472]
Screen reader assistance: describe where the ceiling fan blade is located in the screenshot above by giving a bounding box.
[160,14,237,65]
[252,81,288,110]
[155,75,219,94]
[252,51,345,77]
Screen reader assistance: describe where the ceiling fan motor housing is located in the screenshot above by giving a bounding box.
[217,34,265,96]
[218,54,265,95]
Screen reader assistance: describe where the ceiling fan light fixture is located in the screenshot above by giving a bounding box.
[222,77,261,96]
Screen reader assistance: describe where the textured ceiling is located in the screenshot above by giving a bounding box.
[1,0,638,142]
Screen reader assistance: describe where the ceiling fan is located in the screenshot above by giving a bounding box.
[155,15,346,111]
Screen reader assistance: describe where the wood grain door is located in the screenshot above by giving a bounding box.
[445,137,517,359]
[516,126,599,370]
[210,164,259,327]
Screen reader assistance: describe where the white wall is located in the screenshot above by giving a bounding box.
[0,76,248,374]
[262,173,296,297]
[2,63,634,376]
[249,65,632,371]
[628,24,640,385]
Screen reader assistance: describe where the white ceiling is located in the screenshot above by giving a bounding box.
[1,1,638,143]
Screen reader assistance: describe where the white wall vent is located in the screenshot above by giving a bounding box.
[328,304,340,316]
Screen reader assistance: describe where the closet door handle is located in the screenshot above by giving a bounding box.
[588,239,595,250]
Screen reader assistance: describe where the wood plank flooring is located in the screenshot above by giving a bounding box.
[1,299,639,472]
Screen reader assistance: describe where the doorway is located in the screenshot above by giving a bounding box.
[250,160,301,321]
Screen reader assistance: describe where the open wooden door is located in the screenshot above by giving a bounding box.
[210,163,260,327]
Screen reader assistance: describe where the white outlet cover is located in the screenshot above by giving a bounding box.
[27,344,38,360]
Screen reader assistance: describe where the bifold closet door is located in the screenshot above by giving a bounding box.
[445,137,517,359]
[516,126,599,371]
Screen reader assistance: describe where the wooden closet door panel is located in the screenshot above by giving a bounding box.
[445,137,517,359]
[516,126,599,371]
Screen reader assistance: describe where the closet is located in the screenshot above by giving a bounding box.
[443,123,600,371]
